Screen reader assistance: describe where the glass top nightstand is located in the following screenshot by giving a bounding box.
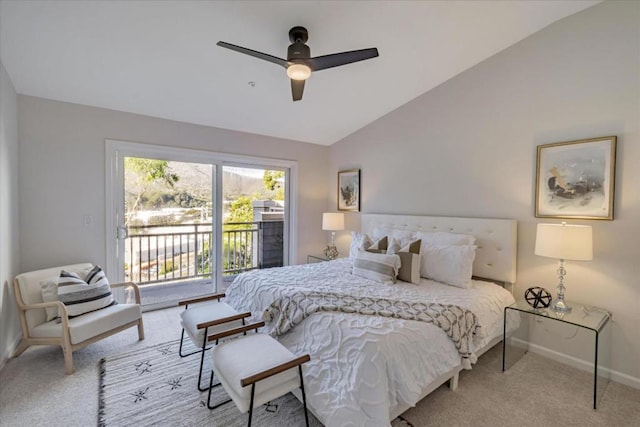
[307,254,333,263]
[502,299,611,409]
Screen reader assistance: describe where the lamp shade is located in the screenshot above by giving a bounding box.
[322,213,344,231]
[535,223,593,261]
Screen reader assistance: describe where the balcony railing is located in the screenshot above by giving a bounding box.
[125,222,268,285]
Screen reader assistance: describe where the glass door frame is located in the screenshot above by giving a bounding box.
[105,139,297,308]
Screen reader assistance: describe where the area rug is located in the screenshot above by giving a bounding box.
[98,339,325,427]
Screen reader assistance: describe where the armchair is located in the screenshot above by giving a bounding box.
[12,263,145,374]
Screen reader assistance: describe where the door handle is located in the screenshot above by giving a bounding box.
[117,226,129,239]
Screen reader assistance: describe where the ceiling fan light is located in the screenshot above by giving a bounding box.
[286,63,311,80]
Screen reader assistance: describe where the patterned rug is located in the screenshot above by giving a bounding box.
[98,339,324,427]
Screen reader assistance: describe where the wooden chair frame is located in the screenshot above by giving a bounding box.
[12,279,145,374]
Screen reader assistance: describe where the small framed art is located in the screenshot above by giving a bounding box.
[338,169,360,212]
[535,136,616,220]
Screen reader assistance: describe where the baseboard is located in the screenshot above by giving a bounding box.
[513,338,640,390]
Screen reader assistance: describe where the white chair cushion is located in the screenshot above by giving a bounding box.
[16,263,93,330]
[212,334,300,414]
[180,302,243,347]
[30,303,141,345]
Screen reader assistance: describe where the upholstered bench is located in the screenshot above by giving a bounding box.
[178,293,250,390]
[206,322,311,427]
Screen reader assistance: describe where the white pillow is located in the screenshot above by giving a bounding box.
[414,231,476,247]
[372,227,415,247]
[421,245,477,288]
[352,251,401,284]
[40,279,59,321]
[349,232,373,259]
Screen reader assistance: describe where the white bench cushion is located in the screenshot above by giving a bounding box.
[180,302,243,347]
[212,334,300,413]
[30,303,141,345]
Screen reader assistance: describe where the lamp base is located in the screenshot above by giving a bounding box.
[550,297,572,313]
[324,245,339,260]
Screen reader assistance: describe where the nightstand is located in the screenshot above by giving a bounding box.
[502,299,611,409]
[307,254,333,263]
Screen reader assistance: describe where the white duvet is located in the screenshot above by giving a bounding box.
[224,259,514,427]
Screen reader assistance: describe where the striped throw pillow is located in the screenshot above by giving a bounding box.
[352,250,401,284]
[57,266,115,317]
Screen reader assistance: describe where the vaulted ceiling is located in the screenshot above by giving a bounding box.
[0,1,599,145]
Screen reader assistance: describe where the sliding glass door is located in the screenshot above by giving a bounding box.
[122,157,215,306]
[220,165,287,291]
[106,140,295,310]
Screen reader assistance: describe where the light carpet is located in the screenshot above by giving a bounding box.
[98,339,320,426]
[98,339,414,426]
[97,337,640,427]
[4,306,638,427]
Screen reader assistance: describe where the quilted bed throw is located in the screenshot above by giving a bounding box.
[263,290,480,369]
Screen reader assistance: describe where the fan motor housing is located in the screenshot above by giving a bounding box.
[288,43,310,60]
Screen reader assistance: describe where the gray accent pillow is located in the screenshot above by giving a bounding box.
[388,239,422,284]
[352,250,401,284]
[366,236,388,254]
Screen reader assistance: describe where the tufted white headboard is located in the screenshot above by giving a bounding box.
[361,214,517,284]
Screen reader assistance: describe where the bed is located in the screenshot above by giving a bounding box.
[224,214,517,427]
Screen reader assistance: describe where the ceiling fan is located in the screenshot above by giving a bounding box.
[217,26,379,101]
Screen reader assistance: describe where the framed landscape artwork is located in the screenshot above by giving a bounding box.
[535,136,617,220]
[338,169,360,212]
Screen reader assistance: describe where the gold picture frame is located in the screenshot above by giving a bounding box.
[535,136,616,220]
[338,169,360,212]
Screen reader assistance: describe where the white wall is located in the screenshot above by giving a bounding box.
[329,1,640,385]
[0,61,20,367]
[16,96,328,269]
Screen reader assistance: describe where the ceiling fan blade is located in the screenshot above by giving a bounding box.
[216,41,289,68]
[291,79,305,101]
[307,47,379,72]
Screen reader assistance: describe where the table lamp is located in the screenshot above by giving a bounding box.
[322,212,344,260]
[534,223,593,313]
